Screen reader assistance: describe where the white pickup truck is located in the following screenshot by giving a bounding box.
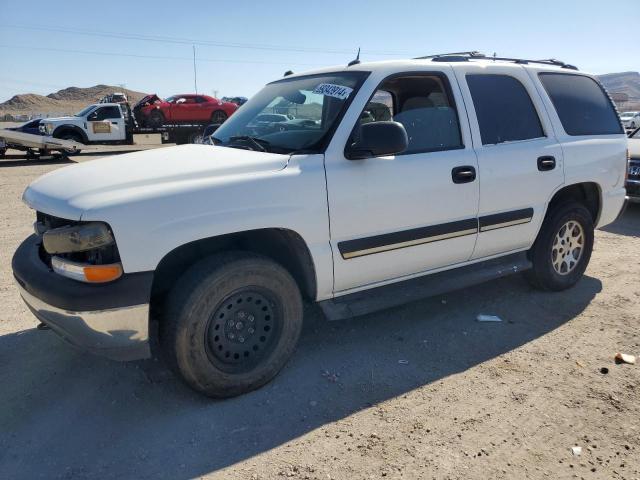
[39,103,129,151]
[13,52,627,398]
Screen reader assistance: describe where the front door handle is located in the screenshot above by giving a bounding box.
[537,156,556,171]
[452,165,476,184]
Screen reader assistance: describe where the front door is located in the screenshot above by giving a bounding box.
[325,70,480,293]
[452,64,565,259]
[86,105,125,141]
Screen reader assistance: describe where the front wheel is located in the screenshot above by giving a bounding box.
[147,110,165,128]
[525,202,594,291]
[210,110,228,124]
[160,252,303,398]
[56,132,83,155]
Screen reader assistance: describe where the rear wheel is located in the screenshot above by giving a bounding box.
[147,110,165,128]
[525,202,594,291]
[211,110,228,124]
[160,252,303,398]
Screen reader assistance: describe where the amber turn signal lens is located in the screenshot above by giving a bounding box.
[83,264,123,283]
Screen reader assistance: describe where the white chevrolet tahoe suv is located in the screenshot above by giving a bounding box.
[13,53,627,398]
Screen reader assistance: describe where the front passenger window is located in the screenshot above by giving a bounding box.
[353,74,463,155]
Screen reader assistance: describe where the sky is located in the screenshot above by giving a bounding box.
[0,0,638,103]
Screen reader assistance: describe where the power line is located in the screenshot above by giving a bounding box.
[0,44,325,66]
[0,24,412,57]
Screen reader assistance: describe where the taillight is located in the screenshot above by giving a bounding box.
[625,148,630,183]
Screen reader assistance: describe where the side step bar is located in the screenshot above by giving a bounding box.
[319,252,532,321]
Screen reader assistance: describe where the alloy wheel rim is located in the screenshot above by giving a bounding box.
[551,220,585,275]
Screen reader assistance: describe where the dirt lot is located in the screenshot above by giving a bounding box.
[0,149,638,480]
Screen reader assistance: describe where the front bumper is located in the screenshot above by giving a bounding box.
[626,179,640,203]
[12,235,153,361]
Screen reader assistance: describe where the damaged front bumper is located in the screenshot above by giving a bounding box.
[12,234,153,361]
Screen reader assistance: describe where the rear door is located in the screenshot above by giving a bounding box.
[86,106,125,141]
[452,64,565,259]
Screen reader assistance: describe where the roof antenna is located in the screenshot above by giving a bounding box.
[284,70,294,76]
[348,48,361,67]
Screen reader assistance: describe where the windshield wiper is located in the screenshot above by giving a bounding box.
[228,135,269,152]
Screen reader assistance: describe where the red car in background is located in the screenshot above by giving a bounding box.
[135,94,238,128]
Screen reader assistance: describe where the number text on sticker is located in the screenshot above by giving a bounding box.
[312,83,353,100]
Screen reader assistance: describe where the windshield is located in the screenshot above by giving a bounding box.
[212,71,369,154]
[75,105,96,117]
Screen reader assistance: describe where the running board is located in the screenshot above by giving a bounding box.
[319,252,532,321]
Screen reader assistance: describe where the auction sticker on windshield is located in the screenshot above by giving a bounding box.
[313,84,353,100]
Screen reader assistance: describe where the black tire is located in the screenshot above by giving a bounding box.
[147,110,165,128]
[211,110,228,124]
[188,131,204,144]
[55,131,83,155]
[0,148,6,158]
[525,201,594,291]
[160,252,303,398]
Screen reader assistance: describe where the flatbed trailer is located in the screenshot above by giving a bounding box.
[131,123,214,145]
[0,129,83,158]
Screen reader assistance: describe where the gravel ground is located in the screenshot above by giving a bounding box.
[0,149,638,480]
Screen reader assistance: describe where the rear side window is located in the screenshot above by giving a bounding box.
[467,74,544,145]
[539,73,623,136]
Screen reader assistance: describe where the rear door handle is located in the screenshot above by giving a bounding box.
[537,156,556,171]
[451,166,476,184]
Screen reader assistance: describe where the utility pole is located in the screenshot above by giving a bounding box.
[193,45,198,94]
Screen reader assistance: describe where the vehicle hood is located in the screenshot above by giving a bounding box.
[133,94,160,109]
[42,116,80,124]
[23,144,290,219]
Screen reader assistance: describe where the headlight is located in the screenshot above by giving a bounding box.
[42,222,114,254]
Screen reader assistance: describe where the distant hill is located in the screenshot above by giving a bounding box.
[2,71,640,119]
[597,72,640,110]
[0,85,148,118]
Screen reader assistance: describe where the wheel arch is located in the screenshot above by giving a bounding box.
[150,228,317,307]
[546,182,601,225]
[52,125,88,143]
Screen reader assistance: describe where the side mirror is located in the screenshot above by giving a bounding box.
[346,121,408,160]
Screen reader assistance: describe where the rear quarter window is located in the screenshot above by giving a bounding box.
[539,73,623,136]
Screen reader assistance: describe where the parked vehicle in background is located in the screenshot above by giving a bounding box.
[135,94,238,128]
[251,113,292,124]
[13,52,627,398]
[620,111,640,129]
[627,127,640,201]
[1,118,44,157]
[222,96,248,106]
[39,103,127,153]
[99,92,128,104]
[6,118,42,136]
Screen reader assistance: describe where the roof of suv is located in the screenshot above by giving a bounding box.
[284,54,586,80]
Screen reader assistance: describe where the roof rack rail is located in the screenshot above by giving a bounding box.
[414,51,578,70]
